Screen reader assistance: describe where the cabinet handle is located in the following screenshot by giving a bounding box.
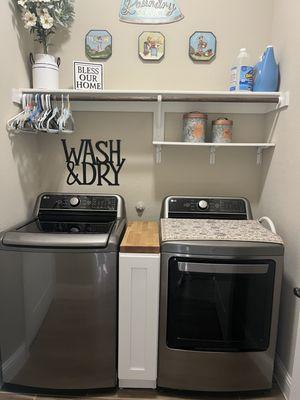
[294,288,300,298]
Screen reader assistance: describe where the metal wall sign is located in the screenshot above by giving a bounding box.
[119,0,184,24]
[62,139,126,186]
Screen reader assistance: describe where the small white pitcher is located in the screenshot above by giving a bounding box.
[30,53,61,90]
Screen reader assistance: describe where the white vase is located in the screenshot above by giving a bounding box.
[31,53,60,90]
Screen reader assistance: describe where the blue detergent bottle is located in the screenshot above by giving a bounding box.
[253,46,279,92]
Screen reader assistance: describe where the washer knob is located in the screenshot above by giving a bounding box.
[70,197,80,207]
[198,200,208,210]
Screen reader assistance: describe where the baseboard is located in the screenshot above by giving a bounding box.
[119,379,156,389]
[2,343,28,382]
[274,355,292,400]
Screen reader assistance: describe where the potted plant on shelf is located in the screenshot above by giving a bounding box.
[15,0,75,89]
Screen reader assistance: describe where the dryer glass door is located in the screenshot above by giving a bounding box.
[167,258,276,352]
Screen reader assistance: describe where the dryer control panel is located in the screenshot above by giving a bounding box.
[162,197,252,220]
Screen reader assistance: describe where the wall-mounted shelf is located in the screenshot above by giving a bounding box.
[12,88,288,165]
[153,141,276,165]
[12,89,289,113]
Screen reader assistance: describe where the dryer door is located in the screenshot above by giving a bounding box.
[167,257,276,352]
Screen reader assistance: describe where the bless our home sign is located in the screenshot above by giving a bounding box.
[62,139,126,186]
[73,61,104,90]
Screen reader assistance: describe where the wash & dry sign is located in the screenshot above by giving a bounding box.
[62,139,126,186]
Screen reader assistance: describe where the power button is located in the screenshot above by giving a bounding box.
[70,197,80,207]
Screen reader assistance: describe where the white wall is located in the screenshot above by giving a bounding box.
[0,1,42,376]
[0,1,41,231]
[257,0,300,396]
[36,0,274,219]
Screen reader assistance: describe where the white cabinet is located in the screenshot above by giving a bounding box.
[118,253,160,389]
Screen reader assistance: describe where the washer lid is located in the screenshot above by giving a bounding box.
[16,219,114,235]
[2,230,110,248]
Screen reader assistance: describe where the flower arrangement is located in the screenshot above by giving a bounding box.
[16,0,75,54]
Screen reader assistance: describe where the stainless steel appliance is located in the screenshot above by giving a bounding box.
[158,196,284,392]
[0,193,126,393]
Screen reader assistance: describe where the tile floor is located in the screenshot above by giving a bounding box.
[0,385,284,400]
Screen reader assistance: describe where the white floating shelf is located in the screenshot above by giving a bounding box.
[12,89,289,114]
[152,141,276,165]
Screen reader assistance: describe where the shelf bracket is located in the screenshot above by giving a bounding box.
[12,89,22,104]
[278,91,290,110]
[153,94,164,145]
[257,146,264,165]
[209,146,216,165]
[155,144,162,164]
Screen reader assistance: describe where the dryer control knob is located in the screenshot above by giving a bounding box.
[70,197,80,207]
[198,200,208,210]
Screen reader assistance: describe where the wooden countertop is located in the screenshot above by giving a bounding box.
[120,221,160,254]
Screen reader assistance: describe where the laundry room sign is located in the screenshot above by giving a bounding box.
[119,0,184,24]
[61,139,126,186]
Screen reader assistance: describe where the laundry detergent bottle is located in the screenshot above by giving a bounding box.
[253,45,279,92]
[230,48,254,91]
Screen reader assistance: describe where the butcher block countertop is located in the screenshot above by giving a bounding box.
[120,221,160,253]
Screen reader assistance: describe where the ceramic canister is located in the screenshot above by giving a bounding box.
[212,118,233,143]
[183,112,207,143]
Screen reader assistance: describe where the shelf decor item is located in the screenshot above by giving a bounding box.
[183,112,207,143]
[212,118,233,143]
[189,31,217,62]
[119,0,184,24]
[85,30,112,60]
[138,32,165,61]
[73,61,104,91]
[15,0,75,89]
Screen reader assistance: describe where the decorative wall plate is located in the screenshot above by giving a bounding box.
[86,30,112,60]
[138,31,165,61]
[189,31,217,62]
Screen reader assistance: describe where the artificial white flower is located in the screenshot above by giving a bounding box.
[23,11,37,28]
[40,13,54,29]
[18,0,27,7]
[16,0,74,53]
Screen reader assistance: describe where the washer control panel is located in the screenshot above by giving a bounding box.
[164,197,251,219]
[39,194,118,211]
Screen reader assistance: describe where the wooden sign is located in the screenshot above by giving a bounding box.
[73,61,104,90]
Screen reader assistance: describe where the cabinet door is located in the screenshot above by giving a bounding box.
[118,253,160,388]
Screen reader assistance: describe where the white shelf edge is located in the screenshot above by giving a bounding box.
[153,141,276,148]
[12,88,286,104]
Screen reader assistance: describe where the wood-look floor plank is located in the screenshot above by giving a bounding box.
[0,392,34,400]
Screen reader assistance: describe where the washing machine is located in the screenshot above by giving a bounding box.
[158,196,284,392]
[0,192,126,394]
